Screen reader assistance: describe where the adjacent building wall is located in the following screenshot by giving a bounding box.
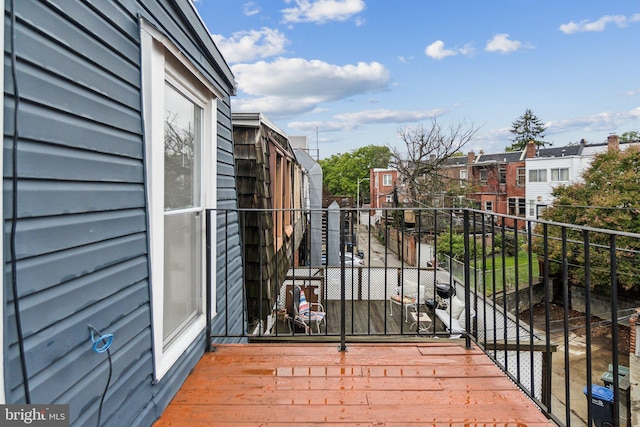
[233,113,308,330]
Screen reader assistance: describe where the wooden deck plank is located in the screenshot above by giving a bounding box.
[154,343,555,426]
[157,402,551,424]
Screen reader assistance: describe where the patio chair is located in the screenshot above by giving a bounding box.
[434,295,475,338]
[292,285,326,334]
[389,281,425,322]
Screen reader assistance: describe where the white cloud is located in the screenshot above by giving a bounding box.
[559,14,634,34]
[212,28,289,64]
[288,108,443,133]
[546,108,640,134]
[282,0,366,24]
[458,43,477,56]
[242,1,261,16]
[288,120,349,132]
[398,56,414,64]
[425,40,457,60]
[334,109,443,125]
[231,57,391,117]
[424,40,476,60]
[485,34,524,53]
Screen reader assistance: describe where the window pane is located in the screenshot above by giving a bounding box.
[165,84,202,211]
[163,211,202,348]
[163,82,203,350]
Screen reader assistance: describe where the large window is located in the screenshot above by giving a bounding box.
[142,22,219,380]
[383,174,392,186]
[529,169,547,182]
[479,169,488,185]
[551,168,569,182]
[516,167,526,186]
[498,167,506,184]
[163,83,203,348]
[459,169,467,187]
[529,200,536,217]
[508,197,526,217]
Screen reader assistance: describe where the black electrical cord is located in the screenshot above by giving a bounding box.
[89,325,113,427]
[96,348,112,426]
[9,0,31,404]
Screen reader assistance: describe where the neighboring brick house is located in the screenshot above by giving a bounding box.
[440,154,473,206]
[370,168,399,211]
[466,142,536,228]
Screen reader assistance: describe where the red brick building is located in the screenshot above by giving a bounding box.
[439,143,537,229]
[370,168,399,210]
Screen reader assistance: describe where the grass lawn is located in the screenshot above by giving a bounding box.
[471,251,540,294]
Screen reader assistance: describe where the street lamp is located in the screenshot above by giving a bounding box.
[357,177,370,229]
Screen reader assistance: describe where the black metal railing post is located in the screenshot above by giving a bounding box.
[610,234,619,425]
[561,227,571,426]
[583,230,593,427]
[542,223,552,411]
[205,209,212,351]
[339,210,347,351]
[463,209,471,349]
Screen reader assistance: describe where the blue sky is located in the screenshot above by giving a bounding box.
[194,0,640,159]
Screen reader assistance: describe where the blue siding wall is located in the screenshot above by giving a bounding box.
[3,1,245,426]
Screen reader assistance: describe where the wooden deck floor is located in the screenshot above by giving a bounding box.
[154,342,556,426]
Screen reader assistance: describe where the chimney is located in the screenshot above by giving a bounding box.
[525,140,536,159]
[467,151,476,164]
[608,134,620,151]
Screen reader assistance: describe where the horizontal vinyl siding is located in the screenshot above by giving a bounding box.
[212,86,246,339]
[5,1,243,427]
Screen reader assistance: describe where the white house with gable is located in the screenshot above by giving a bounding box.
[525,134,634,220]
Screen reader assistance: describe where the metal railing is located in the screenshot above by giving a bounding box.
[208,207,640,427]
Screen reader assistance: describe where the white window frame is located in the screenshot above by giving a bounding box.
[551,168,569,182]
[141,22,219,381]
[516,167,526,186]
[529,169,547,183]
[484,200,493,212]
[479,169,488,185]
[459,169,467,187]
[383,173,392,186]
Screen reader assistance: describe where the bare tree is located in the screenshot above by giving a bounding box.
[389,117,478,207]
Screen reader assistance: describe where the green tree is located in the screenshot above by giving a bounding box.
[620,130,639,142]
[534,145,640,293]
[319,145,391,202]
[507,109,548,151]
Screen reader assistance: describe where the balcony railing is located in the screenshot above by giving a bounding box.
[208,207,640,427]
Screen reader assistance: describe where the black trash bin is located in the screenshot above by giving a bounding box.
[583,384,614,427]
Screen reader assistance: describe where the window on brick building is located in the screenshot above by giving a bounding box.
[516,167,526,186]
